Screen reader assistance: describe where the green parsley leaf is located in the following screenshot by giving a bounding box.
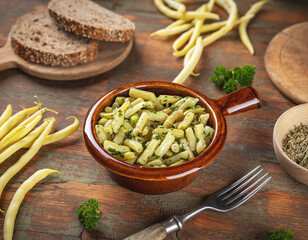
[266,230,294,240]
[77,199,101,231]
[210,65,255,93]
[170,106,179,111]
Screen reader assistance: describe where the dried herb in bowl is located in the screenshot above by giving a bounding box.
[282,123,308,169]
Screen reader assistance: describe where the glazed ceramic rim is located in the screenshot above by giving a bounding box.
[273,103,308,173]
[83,81,227,180]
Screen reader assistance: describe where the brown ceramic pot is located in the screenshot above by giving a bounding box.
[83,81,262,194]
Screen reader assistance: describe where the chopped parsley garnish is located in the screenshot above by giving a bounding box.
[154,135,160,140]
[127,130,133,139]
[170,106,179,111]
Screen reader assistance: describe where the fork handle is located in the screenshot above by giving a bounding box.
[124,223,167,240]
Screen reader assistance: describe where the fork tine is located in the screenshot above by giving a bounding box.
[226,173,269,205]
[217,166,261,197]
[227,176,272,209]
[222,168,264,201]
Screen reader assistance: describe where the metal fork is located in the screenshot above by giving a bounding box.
[124,166,271,240]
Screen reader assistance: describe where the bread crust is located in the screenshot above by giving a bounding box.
[11,37,98,67]
[48,7,134,42]
[10,9,98,67]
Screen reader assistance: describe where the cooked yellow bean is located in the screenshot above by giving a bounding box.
[179,138,194,159]
[103,119,113,135]
[104,106,113,113]
[122,120,134,132]
[184,107,205,115]
[171,142,180,153]
[0,105,39,140]
[124,139,143,153]
[95,125,107,144]
[178,112,194,130]
[145,158,164,167]
[133,112,149,137]
[204,126,215,146]
[170,159,186,166]
[125,102,145,119]
[104,140,130,154]
[0,118,55,207]
[239,0,269,55]
[112,101,120,109]
[113,130,125,145]
[137,138,161,165]
[155,131,175,157]
[129,88,157,103]
[153,128,184,138]
[158,95,182,104]
[99,111,115,119]
[144,110,168,122]
[154,0,219,20]
[195,124,206,154]
[163,109,184,128]
[142,126,150,136]
[4,169,61,240]
[115,96,126,105]
[0,122,48,165]
[124,157,137,165]
[130,98,143,107]
[0,104,12,128]
[112,102,130,133]
[179,98,199,110]
[118,152,136,160]
[164,149,174,157]
[185,127,196,152]
[199,113,210,126]
[165,151,188,166]
[98,117,109,126]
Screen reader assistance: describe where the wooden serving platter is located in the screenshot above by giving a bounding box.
[0,32,133,81]
[265,22,308,104]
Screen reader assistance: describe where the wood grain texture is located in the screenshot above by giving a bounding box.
[124,223,167,240]
[0,0,307,240]
[0,32,133,80]
[265,22,308,104]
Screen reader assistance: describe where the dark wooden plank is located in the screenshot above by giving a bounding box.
[0,0,307,239]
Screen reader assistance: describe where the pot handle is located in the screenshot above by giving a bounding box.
[213,86,262,116]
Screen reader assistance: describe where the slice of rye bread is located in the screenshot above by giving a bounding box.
[48,0,135,42]
[11,8,98,67]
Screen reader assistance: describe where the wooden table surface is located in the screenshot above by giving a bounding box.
[0,0,307,239]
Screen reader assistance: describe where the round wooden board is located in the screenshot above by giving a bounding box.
[0,33,133,81]
[265,22,308,104]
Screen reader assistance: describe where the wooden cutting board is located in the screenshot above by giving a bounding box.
[265,22,308,104]
[0,32,133,81]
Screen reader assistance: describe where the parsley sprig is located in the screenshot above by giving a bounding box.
[266,230,294,240]
[210,65,255,93]
[77,199,101,231]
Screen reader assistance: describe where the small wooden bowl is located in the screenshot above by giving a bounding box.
[273,103,308,185]
[83,81,262,194]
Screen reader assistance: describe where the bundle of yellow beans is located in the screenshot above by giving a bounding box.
[152,0,269,84]
[0,99,79,239]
